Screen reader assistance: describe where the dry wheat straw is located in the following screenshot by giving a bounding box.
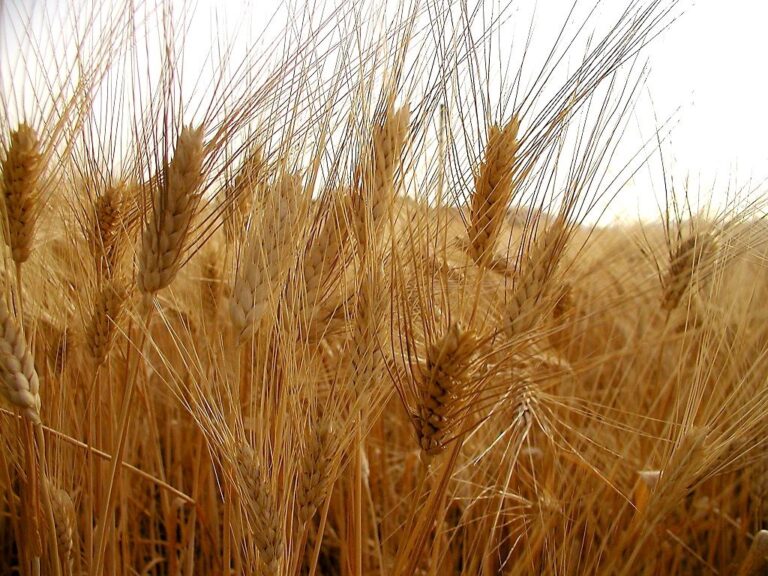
[468,118,520,266]
[0,293,40,422]
[1,124,43,264]
[416,323,477,456]
[229,174,303,343]
[138,125,205,294]
[85,279,128,366]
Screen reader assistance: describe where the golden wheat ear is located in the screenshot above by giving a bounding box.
[505,215,567,339]
[229,173,303,344]
[235,445,284,576]
[2,123,44,264]
[224,142,264,244]
[85,278,129,367]
[467,117,520,267]
[415,323,478,456]
[90,181,128,277]
[738,530,768,576]
[0,293,41,422]
[661,231,716,311]
[48,481,76,571]
[138,125,205,295]
[295,408,338,524]
[354,105,409,255]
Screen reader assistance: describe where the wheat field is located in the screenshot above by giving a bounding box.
[1,0,767,574]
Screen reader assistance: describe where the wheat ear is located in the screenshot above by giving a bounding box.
[297,193,348,330]
[85,279,128,366]
[738,530,768,576]
[138,125,205,295]
[200,251,224,325]
[90,181,127,276]
[467,118,520,266]
[505,216,566,338]
[354,105,409,254]
[0,293,41,422]
[224,143,263,243]
[229,174,303,343]
[661,232,714,311]
[48,481,76,572]
[416,323,477,456]
[297,416,334,523]
[1,123,43,264]
[237,446,283,576]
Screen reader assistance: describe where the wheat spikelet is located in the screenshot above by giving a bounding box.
[661,232,714,311]
[48,482,76,569]
[138,125,205,295]
[1,123,43,263]
[416,323,477,456]
[224,143,263,243]
[237,445,283,576]
[85,279,128,366]
[0,293,40,422]
[467,118,521,266]
[229,174,303,343]
[354,105,409,253]
[738,530,768,576]
[296,416,334,523]
[90,182,127,276]
[505,216,566,338]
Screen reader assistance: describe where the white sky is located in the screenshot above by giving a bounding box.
[3,0,767,222]
[182,0,768,221]
[623,1,768,220]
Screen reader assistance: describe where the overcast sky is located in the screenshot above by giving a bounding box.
[3,0,767,222]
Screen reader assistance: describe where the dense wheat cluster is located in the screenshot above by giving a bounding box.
[1,0,767,574]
